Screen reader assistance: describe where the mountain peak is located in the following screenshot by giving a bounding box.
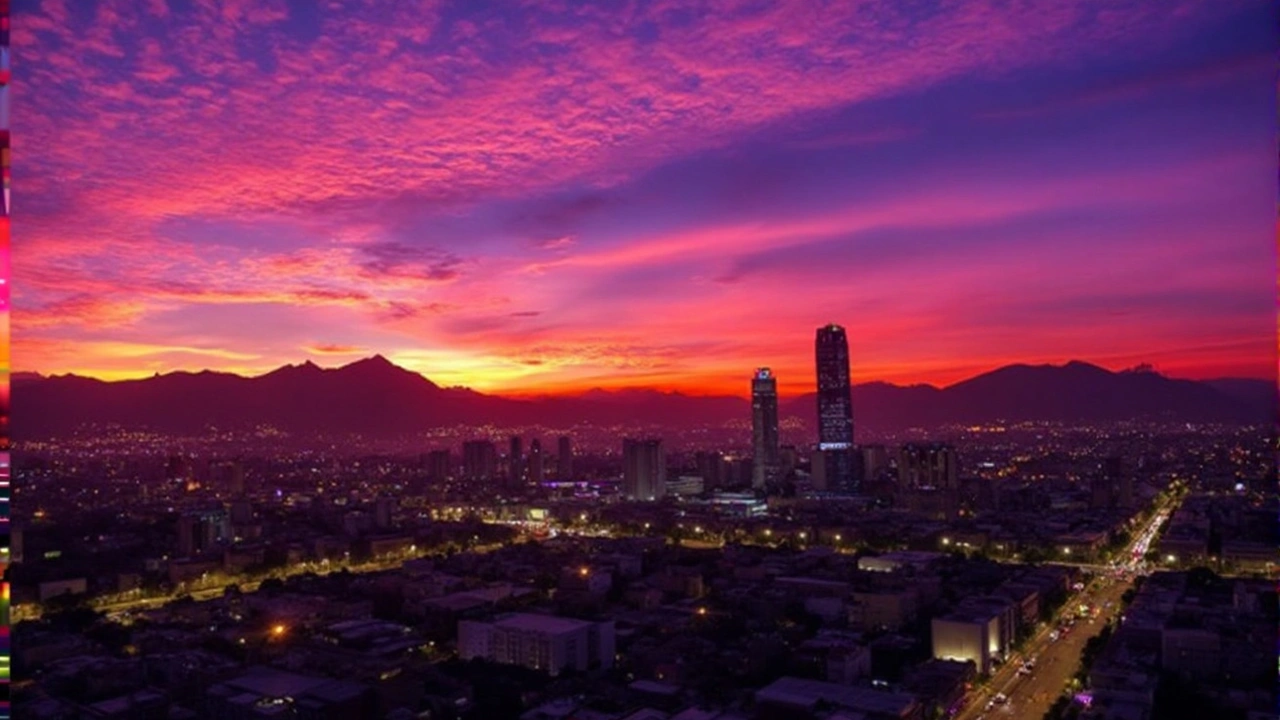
[335,355,440,390]
[345,354,396,370]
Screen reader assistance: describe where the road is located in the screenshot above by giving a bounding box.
[956,494,1178,720]
[12,542,510,623]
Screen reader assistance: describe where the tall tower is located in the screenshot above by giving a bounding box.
[529,438,545,484]
[557,436,573,480]
[815,323,856,492]
[509,436,523,488]
[462,441,498,481]
[623,438,666,501]
[751,368,780,489]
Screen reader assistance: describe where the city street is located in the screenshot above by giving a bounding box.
[956,496,1176,720]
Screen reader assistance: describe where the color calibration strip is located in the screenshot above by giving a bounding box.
[1,0,10,713]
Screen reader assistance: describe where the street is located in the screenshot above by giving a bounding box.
[955,497,1176,720]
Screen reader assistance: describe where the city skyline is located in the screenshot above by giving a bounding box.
[15,0,1275,397]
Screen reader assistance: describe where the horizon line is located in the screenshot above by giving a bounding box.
[14,355,1274,400]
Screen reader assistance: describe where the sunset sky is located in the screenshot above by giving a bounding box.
[15,0,1276,397]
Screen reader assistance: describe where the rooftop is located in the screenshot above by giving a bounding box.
[756,676,919,715]
[494,613,597,635]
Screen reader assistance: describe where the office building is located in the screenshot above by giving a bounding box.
[898,444,958,490]
[810,448,828,490]
[176,509,229,558]
[623,439,666,501]
[373,495,396,530]
[458,613,616,676]
[751,367,780,489]
[862,444,890,481]
[462,441,498,481]
[509,436,523,487]
[557,435,573,479]
[529,438,545,484]
[696,451,724,490]
[425,449,451,482]
[815,323,856,492]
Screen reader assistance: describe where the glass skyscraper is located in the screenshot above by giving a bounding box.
[815,323,856,492]
[751,368,780,489]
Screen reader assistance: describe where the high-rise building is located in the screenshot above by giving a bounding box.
[696,451,724,490]
[177,509,228,558]
[623,438,666,500]
[529,439,545,484]
[779,445,799,475]
[809,449,828,490]
[462,441,498,481]
[557,436,573,479]
[509,436,524,487]
[751,368,780,489]
[815,324,856,492]
[374,495,397,530]
[425,450,451,482]
[897,444,958,489]
[862,445,890,482]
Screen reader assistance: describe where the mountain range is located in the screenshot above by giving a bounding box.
[12,357,1275,439]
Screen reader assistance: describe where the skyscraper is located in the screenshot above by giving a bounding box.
[529,438,545,484]
[463,440,498,481]
[815,323,856,492]
[557,435,573,479]
[509,436,524,488]
[623,438,666,500]
[751,367,780,489]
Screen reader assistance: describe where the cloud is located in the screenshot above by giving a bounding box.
[305,343,368,355]
[533,236,576,250]
[12,0,1273,392]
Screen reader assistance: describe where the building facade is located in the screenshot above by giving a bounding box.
[815,324,856,492]
[751,367,780,489]
[462,441,497,481]
[557,435,573,480]
[458,614,616,676]
[623,439,666,501]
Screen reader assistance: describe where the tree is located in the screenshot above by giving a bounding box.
[258,577,285,594]
[1023,547,1049,564]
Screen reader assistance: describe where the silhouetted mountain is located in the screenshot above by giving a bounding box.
[783,361,1270,434]
[1202,378,1277,422]
[13,358,1271,439]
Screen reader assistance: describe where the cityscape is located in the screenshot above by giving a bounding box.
[8,2,1277,720]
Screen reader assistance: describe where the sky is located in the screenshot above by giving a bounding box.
[14,0,1277,397]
